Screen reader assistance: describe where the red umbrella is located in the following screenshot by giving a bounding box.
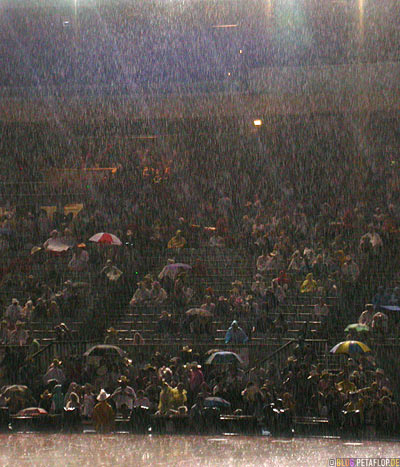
[89,232,122,246]
[17,407,48,417]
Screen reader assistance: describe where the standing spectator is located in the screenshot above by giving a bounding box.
[4,298,22,326]
[92,389,115,433]
[358,304,375,327]
[225,320,249,344]
[111,375,136,417]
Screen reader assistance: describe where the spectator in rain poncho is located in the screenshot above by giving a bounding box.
[287,250,304,273]
[129,281,151,308]
[167,230,186,249]
[157,380,175,414]
[50,385,64,414]
[360,224,383,250]
[8,321,28,346]
[225,320,249,344]
[149,281,168,305]
[300,273,318,294]
[358,304,375,327]
[5,298,22,326]
[92,389,115,433]
[100,259,123,282]
[371,311,388,335]
[43,358,66,385]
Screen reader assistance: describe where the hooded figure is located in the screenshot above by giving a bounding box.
[51,384,64,414]
[225,320,249,344]
[300,273,317,294]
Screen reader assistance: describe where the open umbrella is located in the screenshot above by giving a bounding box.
[344,323,369,333]
[186,308,213,318]
[330,340,371,355]
[17,407,48,417]
[83,344,127,358]
[204,397,231,409]
[205,351,244,365]
[89,232,122,246]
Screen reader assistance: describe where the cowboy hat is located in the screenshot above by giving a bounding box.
[97,389,110,401]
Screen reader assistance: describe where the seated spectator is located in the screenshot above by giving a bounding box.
[287,250,304,273]
[68,244,89,272]
[274,270,290,290]
[171,382,187,411]
[225,320,249,344]
[43,229,62,252]
[132,331,145,345]
[209,233,225,248]
[300,273,317,294]
[157,311,174,334]
[341,256,360,282]
[129,281,151,308]
[311,254,328,276]
[104,327,120,345]
[150,281,168,305]
[256,252,269,273]
[313,297,330,320]
[215,296,229,315]
[100,259,123,282]
[133,389,151,408]
[8,321,28,346]
[20,300,34,323]
[360,225,383,254]
[358,304,375,327]
[200,295,215,313]
[167,230,186,249]
[272,279,286,304]
[371,311,388,335]
[65,392,81,410]
[54,322,72,341]
[60,228,76,248]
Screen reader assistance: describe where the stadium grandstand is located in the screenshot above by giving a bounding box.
[0,0,399,435]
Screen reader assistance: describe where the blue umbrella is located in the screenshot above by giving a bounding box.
[204,397,231,409]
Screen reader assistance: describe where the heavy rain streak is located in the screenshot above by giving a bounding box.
[0,0,399,465]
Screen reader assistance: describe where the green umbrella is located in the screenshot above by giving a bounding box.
[344,323,369,333]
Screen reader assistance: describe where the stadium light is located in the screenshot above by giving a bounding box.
[253,119,263,127]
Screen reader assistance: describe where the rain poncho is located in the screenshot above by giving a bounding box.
[300,273,317,294]
[225,321,249,344]
[51,385,64,413]
[158,384,174,414]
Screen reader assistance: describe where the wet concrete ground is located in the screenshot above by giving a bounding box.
[1,434,400,467]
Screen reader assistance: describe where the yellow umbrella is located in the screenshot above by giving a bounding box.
[330,340,371,355]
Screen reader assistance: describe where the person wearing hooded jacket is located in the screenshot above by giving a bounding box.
[225,320,249,344]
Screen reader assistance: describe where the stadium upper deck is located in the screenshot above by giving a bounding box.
[0,0,399,120]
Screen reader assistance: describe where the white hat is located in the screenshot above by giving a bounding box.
[97,389,110,401]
